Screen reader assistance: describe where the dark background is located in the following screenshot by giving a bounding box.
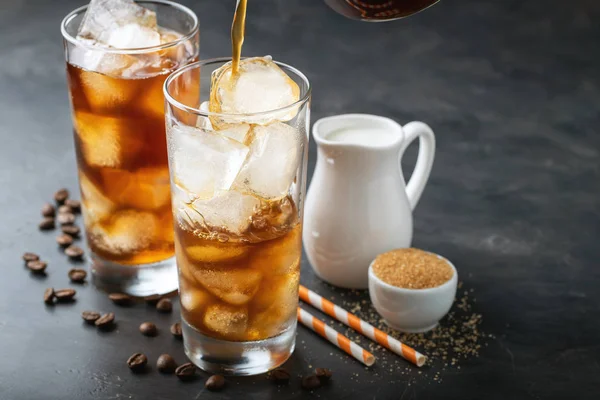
[1,0,599,399]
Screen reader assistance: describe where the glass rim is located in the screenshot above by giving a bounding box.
[163,57,312,119]
[60,0,199,55]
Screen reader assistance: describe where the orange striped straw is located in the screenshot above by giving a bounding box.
[299,285,427,367]
[297,307,375,367]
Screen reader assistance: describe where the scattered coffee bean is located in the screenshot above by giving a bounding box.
[156,298,172,313]
[58,205,72,214]
[301,375,321,390]
[55,288,76,302]
[269,369,291,383]
[144,294,161,305]
[95,312,115,328]
[127,353,147,372]
[61,225,80,237]
[139,322,158,337]
[315,368,332,382]
[170,322,183,339]
[205,375,225,391]
[64,199,81,213]
[27,260,47,273]
[64,245,84,260]
[39,217,55,230]
[109,292,133,306]
[54,188,69,205]
[56,234,74,247]
[81,310,101,323]
[41,203,55,217]
[23,252,40,263]
[57,212,76,226]
[157,354,177,374]
[68,268,87,283]
[175,362,196,381]
[43,288,55,304]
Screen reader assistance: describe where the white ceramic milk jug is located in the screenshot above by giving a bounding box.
[303,114,436,289]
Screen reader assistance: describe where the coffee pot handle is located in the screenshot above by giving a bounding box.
[400,122,436,210]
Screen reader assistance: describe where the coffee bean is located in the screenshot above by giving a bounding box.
[56,234,74,247]
[54,188,69,205]
[175,362,196,381]
[68,268,87,283]
[61,225,80,237]
[170,322,183,339]
[41,203,55,217]
[95,312,115,328]
[269,369,290,383]
[43,288,55,304]
[139,322,158,337]
[27,260,47,273]
[39,217,55,230]
[64,245,84,260]
[315,368,332,382]
[81,310,101,323]
[55,288,76,302]
[64,199,81,213]
[57,212,76,226]
[144,294,161,305]
[156,354,177,374]
[156,298,172,313]
[301,375,321,390]
[127,353,147,372]
[23,252,40,263]
[109,292,133,306]
[205,375,225,391]
[58,205,72,214]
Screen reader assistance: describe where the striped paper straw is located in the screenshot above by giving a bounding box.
[299,285,427,367]
[297,307,375,367]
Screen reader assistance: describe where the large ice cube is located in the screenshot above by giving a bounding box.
[234,122,302,199]
[90,209,159,254]
[209,56,300,126]
[185,243,250,263]
[159,28,194,64]
[190,191,260,234]
[248,270,299,340]
[74,111,143,168]
[78,172,115,224]
[249,226,301,275]
[251,269,299,314]
[204,304,248,339]
[100,167,171,211]
[71,44,151,78]
[179,281,213,314]
[215,124,251,144]
[196,101,213,130]
[192,268,262,306]
[105,24,160,49]
[72,62,142,110]
[78,0,158,47]
[170,125,249,199]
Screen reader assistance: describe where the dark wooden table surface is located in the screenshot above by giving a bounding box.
[1,0,599,398]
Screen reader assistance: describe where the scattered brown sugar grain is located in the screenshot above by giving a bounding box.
[372,248,453,289]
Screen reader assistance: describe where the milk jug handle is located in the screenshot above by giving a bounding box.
[400,121,436,210]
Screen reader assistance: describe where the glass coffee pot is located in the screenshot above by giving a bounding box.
[325,0,439,21]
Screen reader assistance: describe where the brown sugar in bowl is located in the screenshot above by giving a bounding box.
[368,248,457,333]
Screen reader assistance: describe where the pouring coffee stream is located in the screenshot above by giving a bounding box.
[231,0,247,74]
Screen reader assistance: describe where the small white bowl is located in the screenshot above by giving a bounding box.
[368,253,458,333]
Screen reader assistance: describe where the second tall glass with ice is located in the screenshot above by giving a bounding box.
[61,0,199,296]
[164,57,311,375]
